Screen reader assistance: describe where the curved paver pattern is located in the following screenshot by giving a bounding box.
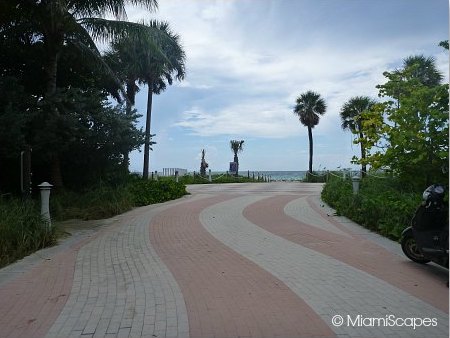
[284,196,350,237]
[1,182,448,338]
[201,194,448,338]
[243,195,448,313]
[149,194,336,338]
[0,230,98,338]
[44,205,189,338]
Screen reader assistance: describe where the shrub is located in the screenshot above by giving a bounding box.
[51,185,134,220]
[0,198,56,268]
[321,175,421,240]
[302,171,328,183]
[128,179,188,206]
[178,173,262,184]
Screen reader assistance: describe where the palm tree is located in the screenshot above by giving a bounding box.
[139,22,186,180]
[389,55,443,108]
[293,91,327,174]
[340,96,376,176]
[7,0,159,188]
[402,55,443,87]
[104,23,171,171]
[230,140,244,176]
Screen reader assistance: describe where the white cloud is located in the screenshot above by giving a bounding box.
[124,0,447,171]
[175,102,302,138]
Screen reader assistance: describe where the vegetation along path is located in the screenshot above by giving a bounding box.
[0,183,448,338]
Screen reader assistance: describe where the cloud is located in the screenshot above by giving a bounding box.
[124,0,448,171]
[174,103,302,138]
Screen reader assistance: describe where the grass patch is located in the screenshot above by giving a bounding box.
[0,198,56,268]
[52,176,188,221]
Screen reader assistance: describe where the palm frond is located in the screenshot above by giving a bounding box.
[69,0,157,20]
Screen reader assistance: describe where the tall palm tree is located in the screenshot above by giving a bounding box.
[340,96,376,176]
[389,55,443,108]
[230,140,244,176]
[139,22,186,179]
[293,91,327,173]
[402,55,443,87]
[104,23,170,170]
[7,0,159,188]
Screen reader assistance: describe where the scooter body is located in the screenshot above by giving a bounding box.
[400,184,448,268]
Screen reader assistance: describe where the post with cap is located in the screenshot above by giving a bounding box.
[38,182,53,226]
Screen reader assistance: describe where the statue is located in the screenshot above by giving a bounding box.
[200,149,209,176]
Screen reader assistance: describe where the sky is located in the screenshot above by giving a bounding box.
[123,0,449,173]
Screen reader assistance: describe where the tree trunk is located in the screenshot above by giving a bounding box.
[45,49,64,190]
[51,154,64,191]
[45,51,58,97]
[308,126,313,173]
[234,153,239,176]
[22,145,32,199]
[122,81,136,172]
[359,131,367,177]
[143,80,153,180]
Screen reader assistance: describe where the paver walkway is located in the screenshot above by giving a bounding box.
[0,183,448,338]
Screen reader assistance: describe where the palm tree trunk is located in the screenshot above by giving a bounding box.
[308,126,313,173]
[45,52,58,97]
[122,81,135,172]
[234,153,239,177]
[45,49,64,190]
[143,80,153,179]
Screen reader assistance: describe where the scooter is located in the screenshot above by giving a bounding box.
[401,184,448,268]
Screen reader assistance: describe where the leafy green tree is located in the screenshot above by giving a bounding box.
[293,91,327,173]
[1,0,159,188]
[57,89,145,189]
[359,55,448,189]
[340,96,376,175]
[230,140,244,176]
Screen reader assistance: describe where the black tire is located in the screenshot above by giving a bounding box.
[401,235,431,264]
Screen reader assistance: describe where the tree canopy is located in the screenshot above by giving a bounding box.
[356,53,448,189]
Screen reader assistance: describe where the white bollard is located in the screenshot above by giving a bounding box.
[38,182,53,226]
[208,169,212,182]
[352,175,361,195]
[154,171,158,181]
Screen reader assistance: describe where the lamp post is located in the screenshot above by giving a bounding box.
[38,182,53,226]
[352,175,361,195]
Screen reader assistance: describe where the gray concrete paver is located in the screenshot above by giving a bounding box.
[200,193,449,338]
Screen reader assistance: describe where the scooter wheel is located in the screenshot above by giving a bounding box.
[401,236,431,264]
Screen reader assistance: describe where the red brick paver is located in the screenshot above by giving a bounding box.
[0,236,93,338]
[149,195,336,338]
[243,194,449,313]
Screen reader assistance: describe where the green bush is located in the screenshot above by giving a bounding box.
[178,173,263,184]
[302,171,328,183]
[0,198,56,268]
[128,179,188,206]
[321,175,420,240]
[51,185,134,220]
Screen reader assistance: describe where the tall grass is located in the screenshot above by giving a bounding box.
[0,198,55,268]
[51,178,188,221]
[321,175,421,240]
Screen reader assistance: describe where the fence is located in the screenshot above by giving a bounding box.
[162,168,187,176]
